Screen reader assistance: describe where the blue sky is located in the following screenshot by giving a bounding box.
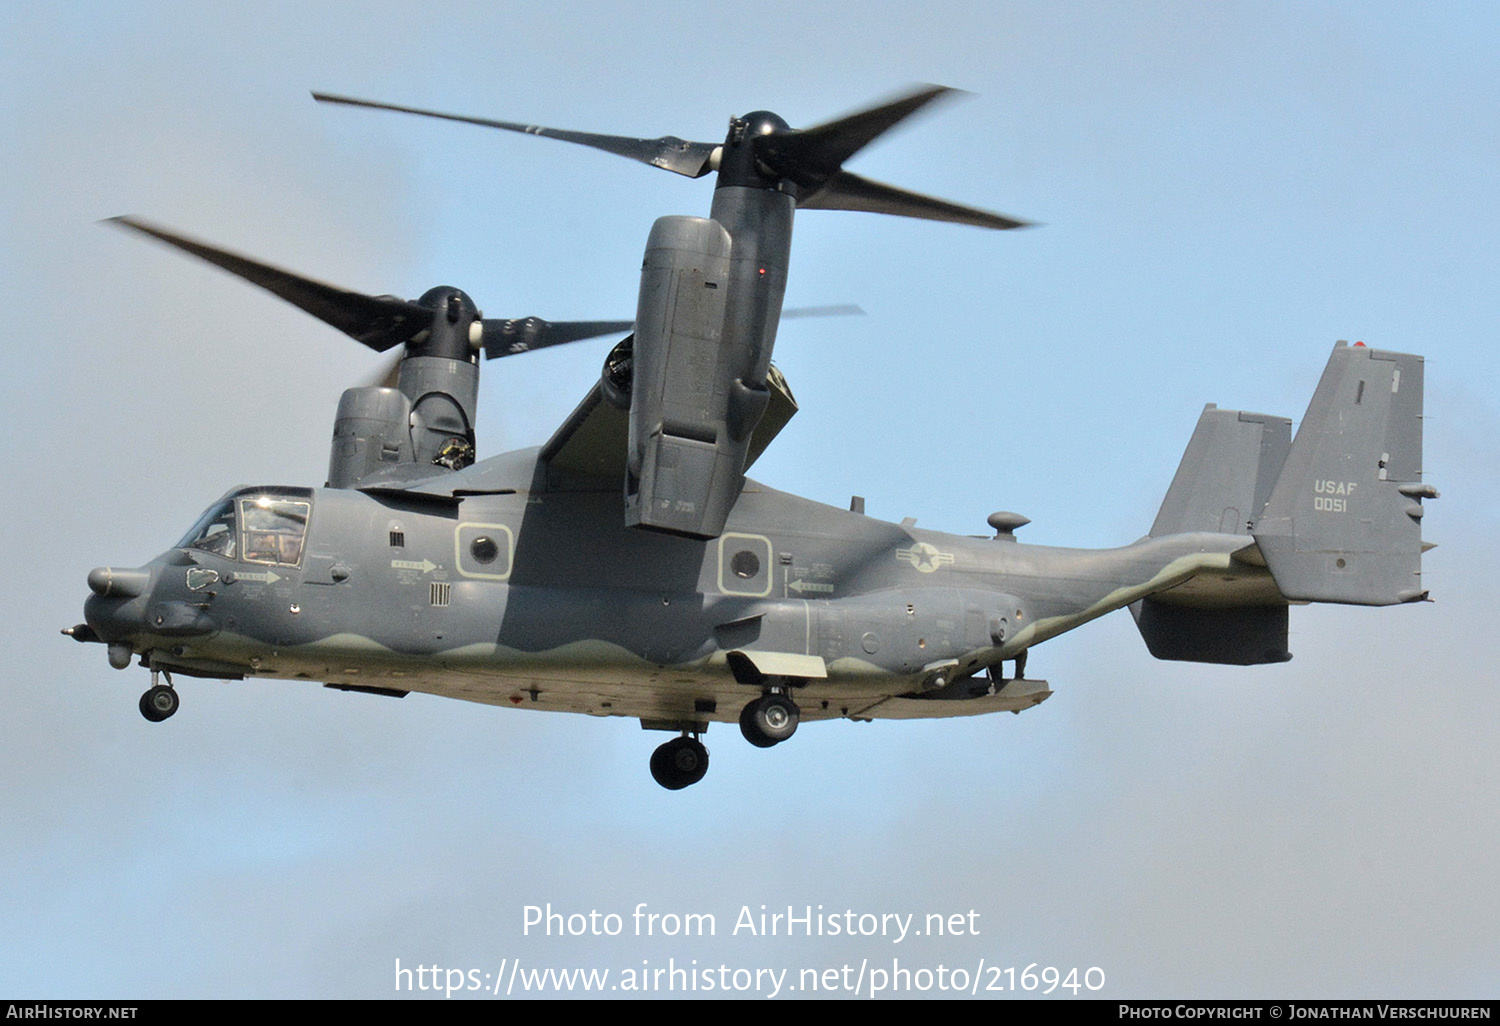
[4,0,1498,998]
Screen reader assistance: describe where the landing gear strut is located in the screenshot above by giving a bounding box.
[739,692,800,748]
[138,670,178,723]
[650,735,709,790]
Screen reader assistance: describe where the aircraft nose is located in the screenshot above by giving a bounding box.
[87,566,152,598]
[85,562,218,648]
[83,565,156,654]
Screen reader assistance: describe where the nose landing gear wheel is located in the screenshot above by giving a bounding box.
[739,693,799,748]
[139,684,179,722]
[650,736,709,790]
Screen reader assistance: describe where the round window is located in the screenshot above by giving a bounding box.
[730,550,760,579]
[471,536,500,564]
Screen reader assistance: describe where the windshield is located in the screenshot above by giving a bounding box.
[177,491,312,567]
[178,500,237,558]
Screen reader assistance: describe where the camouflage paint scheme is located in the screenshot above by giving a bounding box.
[73,89,1435,788]
[82,341,1432,732]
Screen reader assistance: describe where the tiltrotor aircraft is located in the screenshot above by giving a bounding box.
[67,87,1436,789]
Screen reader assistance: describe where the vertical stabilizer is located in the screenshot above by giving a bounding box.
[1252,342,1434,606]
[1137,405,1293,664]
[1150,406,1291,537]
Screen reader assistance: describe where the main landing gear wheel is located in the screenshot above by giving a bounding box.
[650,736,709,790]
[139,684,179,722]
[739,693,800,748]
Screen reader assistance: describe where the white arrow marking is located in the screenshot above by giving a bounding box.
[789,579,834,595]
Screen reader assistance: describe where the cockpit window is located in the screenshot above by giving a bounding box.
[178,500,238,559]
[177,492,312,566]
[239,496,311,567]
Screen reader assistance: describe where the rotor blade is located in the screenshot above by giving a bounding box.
[781,304,865,319]
[795,171,1032,230]
[361,351,404,390]
[480,318,635,359]
[105,216,432,351]
[312,92,719,179]
[756,84,960,182]
[480,308,851,358]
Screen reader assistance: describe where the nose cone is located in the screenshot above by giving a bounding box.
[87,566,152,598]
[84,565,155,644]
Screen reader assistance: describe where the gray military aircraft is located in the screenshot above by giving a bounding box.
[67,88,1436,789]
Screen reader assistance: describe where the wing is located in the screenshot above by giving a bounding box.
[539,362,799,484]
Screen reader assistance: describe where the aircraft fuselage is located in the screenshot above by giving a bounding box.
[85,446,1260,729]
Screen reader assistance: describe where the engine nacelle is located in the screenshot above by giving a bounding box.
[625,215,770,539]
[328,285,482,489]
[328,386,415,488]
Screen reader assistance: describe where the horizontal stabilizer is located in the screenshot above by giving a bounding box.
[1253,342,1433,606]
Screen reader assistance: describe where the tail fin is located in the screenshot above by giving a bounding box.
[1136,405,1294,665]
[1252,342,1434,606]
[1133,341,1434,664]
[1149,406,1291,538]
